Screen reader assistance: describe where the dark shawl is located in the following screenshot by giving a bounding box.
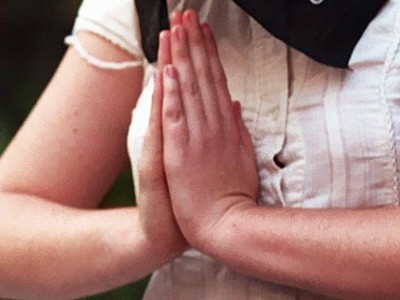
[135,0,387,68]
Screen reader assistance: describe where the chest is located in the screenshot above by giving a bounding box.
[129,0,400,209]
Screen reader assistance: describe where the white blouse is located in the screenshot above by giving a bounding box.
[69,0,400,299]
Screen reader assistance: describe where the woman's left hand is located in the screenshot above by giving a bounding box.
[136,28,187,256]
[161,10,259,251]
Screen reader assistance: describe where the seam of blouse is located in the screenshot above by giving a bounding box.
[323,72,347,207]
[380,2,400,203]
[65,35,144,70]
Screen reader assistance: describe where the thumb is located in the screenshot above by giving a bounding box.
[138,71,165,191]
[143,71,164,159]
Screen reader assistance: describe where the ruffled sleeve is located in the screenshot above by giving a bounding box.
[68,0,144,59]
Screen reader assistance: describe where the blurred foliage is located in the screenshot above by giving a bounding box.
[0,1,149,299]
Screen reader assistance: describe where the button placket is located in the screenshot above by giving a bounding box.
[250,19,290,206]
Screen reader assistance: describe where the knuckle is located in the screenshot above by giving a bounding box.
[165,82,180,97]
[165,122,189,149]
[183,80,200,97]
[164,104,182,123]
[175,47,188,61]
[189,81,199,96]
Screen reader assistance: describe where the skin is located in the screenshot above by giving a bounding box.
[0,31,185,299]
[160,10,400,300]
[1,6,399,299]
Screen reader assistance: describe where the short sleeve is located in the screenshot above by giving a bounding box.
[70,0,144,59]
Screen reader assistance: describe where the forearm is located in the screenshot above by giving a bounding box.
[0,192,175,300]
[205,204,400,299]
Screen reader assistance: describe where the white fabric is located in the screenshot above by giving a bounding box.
[64,35,143,69]
[69,0,143,58]
[70,0,400,299]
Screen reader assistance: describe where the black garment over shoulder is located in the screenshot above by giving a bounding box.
[232,0,387,68]
[135,0,170,63]
[135,0,387,68]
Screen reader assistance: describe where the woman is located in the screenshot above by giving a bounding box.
[1,0,400,299]
[144,4,400,299]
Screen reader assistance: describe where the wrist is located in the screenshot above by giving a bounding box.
[100,208,186,285]
[189,197,257,257]
[152,223,188,259]
[139,213,188,260]
[137,193,188,259]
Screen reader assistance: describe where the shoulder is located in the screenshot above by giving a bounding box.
[77,0,134,21]
[72,0,142,57]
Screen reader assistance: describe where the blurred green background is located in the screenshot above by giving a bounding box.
[0,1,149,299]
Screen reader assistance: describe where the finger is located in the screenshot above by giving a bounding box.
[162,65,189,151]
[139,71,164,193]
[158,30,172,70]
[144,70,163,156]
[170,25,206,136]
[233,101,254,155]
[171,10,183,27]
[201,24,235,125]
[182,10,221,125]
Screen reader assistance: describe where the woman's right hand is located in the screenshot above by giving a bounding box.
[136,21,187,256]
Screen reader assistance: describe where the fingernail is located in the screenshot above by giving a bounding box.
[171,11,179,20]
[159,30,169,42]
[187,10,198,25]
[159,30,170,52]
[165,65,177,79]
[171,11,182,21]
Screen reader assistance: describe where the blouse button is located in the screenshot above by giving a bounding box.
[309,0,324,4]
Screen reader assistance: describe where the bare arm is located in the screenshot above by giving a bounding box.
[0,33,186,298]
[0,32,143,208]
[0,194,176,300]
[162,10,400,299]
[207,206,400,299]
